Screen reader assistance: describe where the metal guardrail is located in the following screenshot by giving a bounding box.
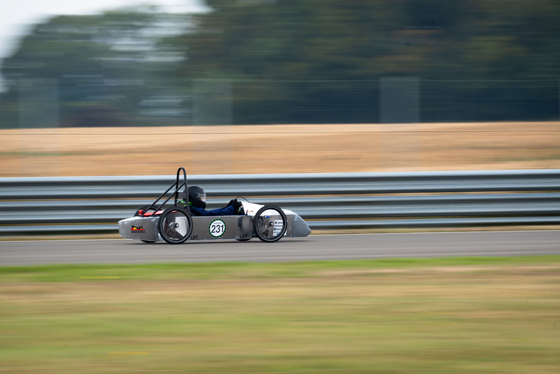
[0,169,559,235]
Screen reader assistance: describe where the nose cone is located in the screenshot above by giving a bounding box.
[292,213,312,237]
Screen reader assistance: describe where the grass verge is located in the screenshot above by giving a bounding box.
[1,256,560,373]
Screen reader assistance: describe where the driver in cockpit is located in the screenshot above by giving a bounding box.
[187,185,244,216]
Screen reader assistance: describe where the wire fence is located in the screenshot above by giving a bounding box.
[1,78,559,129]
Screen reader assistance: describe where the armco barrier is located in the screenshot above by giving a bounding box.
[0,169,559,235]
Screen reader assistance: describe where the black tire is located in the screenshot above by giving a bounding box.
[253,205,287,243]
[158,207,193,244]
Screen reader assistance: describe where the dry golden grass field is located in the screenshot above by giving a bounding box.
[1,121,559,177]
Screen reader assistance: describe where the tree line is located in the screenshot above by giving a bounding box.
[1,0,559,128]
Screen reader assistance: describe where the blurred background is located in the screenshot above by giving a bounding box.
[0,0,559,176]
[1,5,559,371]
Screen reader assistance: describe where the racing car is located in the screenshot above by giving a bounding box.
[118,167,311,244]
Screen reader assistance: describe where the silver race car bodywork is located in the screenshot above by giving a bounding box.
[118,168,311,244]
[119,201,311,243]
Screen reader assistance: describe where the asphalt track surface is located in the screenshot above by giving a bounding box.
[1,231,559,267]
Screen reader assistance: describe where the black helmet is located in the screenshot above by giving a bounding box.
[188,185,206,209]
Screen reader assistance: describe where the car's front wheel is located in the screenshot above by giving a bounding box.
[253,206,287,243]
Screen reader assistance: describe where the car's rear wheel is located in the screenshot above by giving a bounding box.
[253,206,287,243]
[158,207,193,244]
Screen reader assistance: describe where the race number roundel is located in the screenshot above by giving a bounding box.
[209,219,226,237]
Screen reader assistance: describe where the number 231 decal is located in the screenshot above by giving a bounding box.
[209,219,226,237]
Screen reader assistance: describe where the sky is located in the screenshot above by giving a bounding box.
[0,0,210,90]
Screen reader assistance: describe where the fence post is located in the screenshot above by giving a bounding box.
[192,79,233,173]
[380,77,420,124]
[18,78,60,176]
[379,77,420,170]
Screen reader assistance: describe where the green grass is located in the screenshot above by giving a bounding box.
[2,255,560,283]
[1,256,560,373]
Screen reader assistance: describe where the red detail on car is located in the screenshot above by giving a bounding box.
[139,210,164,217]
